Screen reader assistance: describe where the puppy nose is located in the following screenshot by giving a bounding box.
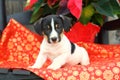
[51,37,57,42]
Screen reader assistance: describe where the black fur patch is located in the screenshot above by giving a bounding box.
[70,42,75,54]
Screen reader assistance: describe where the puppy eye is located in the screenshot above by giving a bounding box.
[47,25,50,29]
[44,25,51,31]
[55,24,59,28]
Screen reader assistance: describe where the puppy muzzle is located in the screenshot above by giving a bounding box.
[51,37,57,42]
[49,36,61,43]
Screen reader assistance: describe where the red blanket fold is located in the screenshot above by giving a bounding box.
[0,19,120,80]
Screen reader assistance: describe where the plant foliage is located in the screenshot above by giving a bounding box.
[24,0,120,26]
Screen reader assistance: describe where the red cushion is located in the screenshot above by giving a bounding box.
[65,22,100,43]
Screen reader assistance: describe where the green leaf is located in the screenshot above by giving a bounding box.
[30,0,44,23]
[30,8,43,23]
[118,14,120,18]
[92,0,120,17]
[42,4,57,16]
[79,4,95,24]
[32,4,41,16]
[110,0,120,15]
[91,13,104,26]
[30,3,58,23]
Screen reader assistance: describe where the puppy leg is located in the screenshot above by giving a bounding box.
[80,48,90,65]
[47,54,67,70]
[30,52,47,68]
[81,56,90,65]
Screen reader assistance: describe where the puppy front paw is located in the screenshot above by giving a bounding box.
[47,65,61,70]
[28,65,41,69]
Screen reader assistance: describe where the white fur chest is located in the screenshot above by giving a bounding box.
[40,35,71,60]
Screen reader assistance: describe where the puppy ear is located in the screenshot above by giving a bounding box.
[59,15,72,32]
[34,18,43,35]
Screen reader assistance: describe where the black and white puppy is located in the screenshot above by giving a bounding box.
[31,15,90,70]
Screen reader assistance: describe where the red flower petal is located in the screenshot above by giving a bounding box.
[24,5,33,10]
[67,0,82,19]
[47,0,57,6]
[30,0,38,5]
[24,0,38,10]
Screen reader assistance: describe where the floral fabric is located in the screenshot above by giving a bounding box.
[0,19,120,80]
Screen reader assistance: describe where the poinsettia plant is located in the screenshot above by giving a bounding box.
[24,0,120,26]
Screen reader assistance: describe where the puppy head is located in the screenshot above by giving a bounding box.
[34,15,71,43]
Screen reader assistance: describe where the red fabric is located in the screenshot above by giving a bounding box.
[0,19,120,79]
[65,22,100,43]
